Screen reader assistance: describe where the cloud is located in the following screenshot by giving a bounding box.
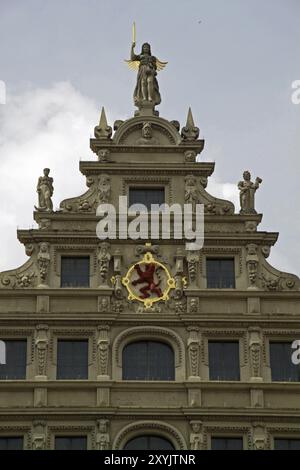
[0,82,99,270]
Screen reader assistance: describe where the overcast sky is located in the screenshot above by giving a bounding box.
[0,0,299,276]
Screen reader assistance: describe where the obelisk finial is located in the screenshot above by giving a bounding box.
[181,107,200,141]
[94,107,112,140]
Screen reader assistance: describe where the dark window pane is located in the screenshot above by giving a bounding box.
[57,340,88,380]
[124,435,174,450]
[207,259,235,288]
[55,436,87,450]
[0,437,23,450]
[211,437,243,450]
[129,188,165,210]
[122,341,175,380]
[61,257,90,288]
[0,340,27,380]
[270,343,300,382]
[209,342,240,381]
[274,439,300,450]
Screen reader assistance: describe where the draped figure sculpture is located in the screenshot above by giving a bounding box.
[238,170,262,214]
[125,24,167,108]
[35,168,53,212]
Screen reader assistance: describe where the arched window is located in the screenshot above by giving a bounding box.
[124,435,175,450]
[122,341,175,380]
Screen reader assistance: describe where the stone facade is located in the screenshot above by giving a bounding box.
[0,76,300,450]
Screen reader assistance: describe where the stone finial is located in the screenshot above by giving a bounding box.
[181,108,200,141]
[94,107,112,139]
[238,170,262,214]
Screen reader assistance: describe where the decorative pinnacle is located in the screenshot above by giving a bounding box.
[181,107,200,141]
[94,107,112,140]
[186,107,195,128]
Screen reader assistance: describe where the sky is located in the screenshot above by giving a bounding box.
[0,0,299,276]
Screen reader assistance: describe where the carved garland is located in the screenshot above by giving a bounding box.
[113,421,186,450]
[113,326,184,368]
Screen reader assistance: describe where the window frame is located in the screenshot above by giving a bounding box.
[60,255,91,288]
[128,186,166,211]
[208,340,241,381]
[0,338,28,380]
[0,436,24,450]
[55,338,91,380]
[210,435,245,450]
[54,435,88,451]
[269,340,300,382]
[122,340,175,381]
[205,257,236,289]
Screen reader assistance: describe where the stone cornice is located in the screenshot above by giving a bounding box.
[79,160,213,176]
[0,288,298,299]
[88,142,205,155]
[16,229,278,246]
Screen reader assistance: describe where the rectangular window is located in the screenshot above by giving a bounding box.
[209,341,240,381]
[57,340,88,380]
[0,340,27,380]
[274,439,300,450]
[61,257,90,288]
[270,342,300,382]
[129,188,165,210]
[206,258,235,288]
[211,437,243,450]
[0,437,24,450]
[55,436,87,450]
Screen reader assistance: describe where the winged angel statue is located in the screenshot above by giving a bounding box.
[125,23,167,107]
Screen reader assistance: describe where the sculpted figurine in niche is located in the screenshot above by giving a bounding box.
[136,122,159,145]
[35,168,53,212]
[238,171,262,214]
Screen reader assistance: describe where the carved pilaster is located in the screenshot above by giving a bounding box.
[248,327,263,381]
[32,420,47,450]
[246,243,259,290]
[186,251,200,288]
[37,243,50,288]
[97,242,111,288]
[174,248,185,300]
[187,326,201,380]
[189,421,203,450]
[35,324,49,380]
[96,419,110,450]
[97,325,110,380]
[252,423,267,450]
